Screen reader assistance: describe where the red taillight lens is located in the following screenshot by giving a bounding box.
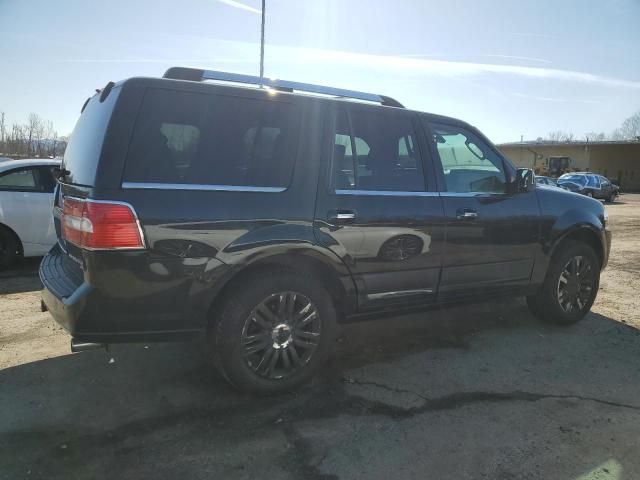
[62,198,144,250]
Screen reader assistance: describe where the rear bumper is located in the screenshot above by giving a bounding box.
[40,244,225,343]
[39,244,89,335]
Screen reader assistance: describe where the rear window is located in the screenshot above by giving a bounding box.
[62,87,120,186]
[124,88,299,188]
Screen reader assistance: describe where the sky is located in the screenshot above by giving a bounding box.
[0,0,639,143]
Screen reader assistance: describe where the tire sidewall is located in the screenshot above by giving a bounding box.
[212,271,337,394]
[0,227,18,269]
[539,241,600,324]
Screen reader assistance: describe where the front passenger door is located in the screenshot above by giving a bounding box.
[425,121,540,300]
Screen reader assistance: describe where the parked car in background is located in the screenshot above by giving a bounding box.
[558,173,619,202]
[0,159,60,268]
[40,68,611,393]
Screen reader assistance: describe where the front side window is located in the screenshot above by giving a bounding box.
[331,107,425,192]
[430,123,507,194]
[0,168,37,190]
[124,88,299,188]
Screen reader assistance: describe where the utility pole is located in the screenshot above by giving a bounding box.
[259,0,266,87]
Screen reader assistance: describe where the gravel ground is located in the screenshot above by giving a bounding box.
[1,195,639,480]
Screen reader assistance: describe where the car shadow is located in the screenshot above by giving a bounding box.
[1,301,640,479]
[0,257,42,294]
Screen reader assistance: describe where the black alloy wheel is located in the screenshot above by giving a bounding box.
[241,291,322,380]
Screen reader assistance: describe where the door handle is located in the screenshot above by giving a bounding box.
[456,208,478,220]
[329,209,356,224]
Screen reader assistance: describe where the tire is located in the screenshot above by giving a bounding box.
[0,226,19,269]
[210,270,338,394]
[527,241,600,325]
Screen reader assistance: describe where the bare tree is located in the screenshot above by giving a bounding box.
[547,131,564,142]
[610,128,626,141]
[620,111,640,140]
[0,111,6,151]
[1,112,65,158]
[546,130,575,142]
[585,132,606,142]
[25,113,44,156]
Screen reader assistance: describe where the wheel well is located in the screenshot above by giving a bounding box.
[0,223,23,256]
[206,254,353,328]
[558,228,603,267]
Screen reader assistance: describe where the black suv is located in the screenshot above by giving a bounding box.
[41,68,611,393]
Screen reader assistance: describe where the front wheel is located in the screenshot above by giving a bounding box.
[527,241,600,325]
[210,271,337,394]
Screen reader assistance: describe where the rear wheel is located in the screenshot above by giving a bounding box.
[0,226,19,269]
[527,241,600,325]
[210,271,338,394]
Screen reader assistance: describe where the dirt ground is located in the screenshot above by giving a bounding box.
[1,195,640,480]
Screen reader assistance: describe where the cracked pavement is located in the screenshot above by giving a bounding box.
[2,196,640,479]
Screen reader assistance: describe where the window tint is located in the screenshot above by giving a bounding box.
[37,166,57,193]
[124,88,299,188]
[430,123,506,193]
[0,168,37,190]
[63,87,120,186]
[586,175,599,187]
[331,107,425,192]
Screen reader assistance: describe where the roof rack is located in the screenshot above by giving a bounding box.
[163,67,404,108]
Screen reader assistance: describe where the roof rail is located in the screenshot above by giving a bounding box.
[162,67,404,108]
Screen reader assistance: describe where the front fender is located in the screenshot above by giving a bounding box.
[546,208,606,258]
[531,206,608,285]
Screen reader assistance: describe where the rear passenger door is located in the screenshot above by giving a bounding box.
[314,104,445,310]
[424,120,540,299]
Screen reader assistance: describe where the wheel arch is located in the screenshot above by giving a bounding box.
[550,225,604,268]
[205,247,358,329]
[0,222,24,256]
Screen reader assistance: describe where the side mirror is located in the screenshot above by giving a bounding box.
[516,168,535,193]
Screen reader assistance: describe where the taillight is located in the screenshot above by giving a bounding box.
[62,197,145,250]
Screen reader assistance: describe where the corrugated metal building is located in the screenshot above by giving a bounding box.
[498,141,640,190]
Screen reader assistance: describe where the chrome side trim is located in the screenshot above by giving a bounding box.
[335,189,439,197]
[121,182,285,193]
[367,289,434,301]
[439,191,509,197]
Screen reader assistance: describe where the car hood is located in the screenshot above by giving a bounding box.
[536,183,604,213]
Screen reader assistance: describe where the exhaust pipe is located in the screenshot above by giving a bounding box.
[71,339,107,353]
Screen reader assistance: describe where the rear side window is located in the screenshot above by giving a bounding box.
[124,88,299,188]
[0,168,37,190]
[331,106,425,192]
[63,87,121,186]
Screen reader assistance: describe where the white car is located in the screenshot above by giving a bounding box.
[0,159,60,267]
